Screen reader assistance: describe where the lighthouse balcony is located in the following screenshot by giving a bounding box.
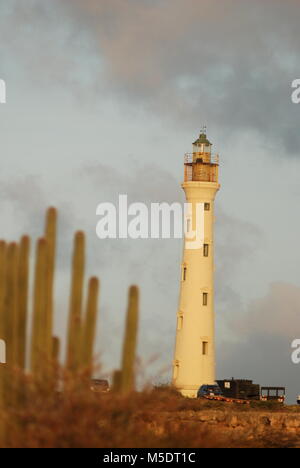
[184,153,219,183]
[184,153,219,165]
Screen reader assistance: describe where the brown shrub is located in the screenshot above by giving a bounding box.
[0,381,298,448]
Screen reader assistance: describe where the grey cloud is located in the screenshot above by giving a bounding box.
[0,175,48,238]
[54,0,300,154]
[2,1,300,153]
[0,175,78,272]
[218,282,300,403]
[215,206,264,325]
[233,282,300,339]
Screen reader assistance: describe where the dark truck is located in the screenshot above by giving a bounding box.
[217,379,285,403]
[217,379,260,401]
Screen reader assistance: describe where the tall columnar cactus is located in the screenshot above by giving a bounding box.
[52,336,60,364]
[4,243,19,409]
[81,277,100,375]
[66,231,85,373]
[31,238,48,379]
[16,236,30,370]
[0,241,7,435]
[0,241,7,352]
[51,336,60,388]
[120,286,139,393]
[112,369,122,392]
[5,243,19,371]
[0,207,142,446]
[0,240,7,339]
[44,207,57,364]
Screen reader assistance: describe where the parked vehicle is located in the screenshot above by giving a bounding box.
[197,383,251,405]
[297,395,300,405]
[197,384,223,398]
[197,380,286,405]
[217,378,260,401]
[260,387,285,403]
[90,379,109,393]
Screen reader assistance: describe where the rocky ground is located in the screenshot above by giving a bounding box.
[147,407,300,447]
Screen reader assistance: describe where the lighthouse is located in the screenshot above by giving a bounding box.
[172,130,220,398]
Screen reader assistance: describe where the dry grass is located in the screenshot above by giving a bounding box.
[1,380,299,448]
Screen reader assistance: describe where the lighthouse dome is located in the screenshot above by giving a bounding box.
[193,132,212,147]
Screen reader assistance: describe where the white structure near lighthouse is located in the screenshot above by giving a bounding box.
[173,130,220,398]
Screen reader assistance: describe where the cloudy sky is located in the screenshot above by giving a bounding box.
[1,0,300,402]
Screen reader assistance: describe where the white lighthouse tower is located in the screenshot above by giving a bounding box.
[173,130,220,398]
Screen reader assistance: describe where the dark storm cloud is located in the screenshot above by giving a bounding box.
[54,0,300,154]
[2,0,300,153]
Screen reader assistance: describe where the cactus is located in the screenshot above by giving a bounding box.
[5,243,19,370]
[0,241,7,343]
[52,336,60,363]
[112,369,122,392]
[4,243,19,409]
[51,336,60,389]
[0,207,141,446]
[120,286,139,393]
[31,238,48,379]
[0,241,7,440]
[66,231,85,373]
[16,236,30,370]
[0,241,7,353]
[44,208,57,364]
[81,277,100,375]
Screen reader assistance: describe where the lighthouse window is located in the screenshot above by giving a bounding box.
[174,363,179,380]
[203,293,208,306]
[182,266,187,281]
[202,341,208,355]
[204,203,210,211]
[186,218,191,233]
[177,316,183,330]
[203,244,209,257]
